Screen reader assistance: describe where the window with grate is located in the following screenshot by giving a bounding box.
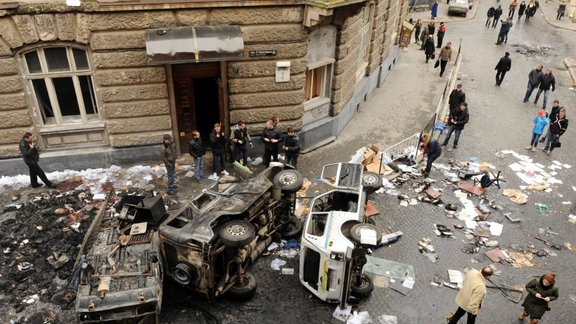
[24,47,99,125]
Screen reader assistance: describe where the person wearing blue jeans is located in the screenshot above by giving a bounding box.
[161,134,177,195]
[533,69,555,108]
[442,102,470,150]
[188,130,205,182]
[526,109,548,152]
[523,65,543,102]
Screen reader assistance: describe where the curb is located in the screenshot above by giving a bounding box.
[411,0,479,24]
[563,57,576,85]
[538,0,576,32]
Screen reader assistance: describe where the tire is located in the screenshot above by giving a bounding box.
[349,223,382,245]
[281,215,303,239]
[273,169,304,193]
[219,220,256,248]
[173,262,198,286]
[351,274,374,298]
[362,172,382,193]
[226,272,257,301]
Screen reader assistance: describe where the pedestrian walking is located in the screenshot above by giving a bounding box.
[496,17,513,45]
[420,27,430,50]
[494,52,512,86]
[283,127,301,169]
[486,6,496,27]
[438,42,452,77]
[431,0,439,19]
[525,0,537,21]
[436,22,446,48]
[518,273,559,324]
[188,130,205,182]
[420,133,442,177]
[557,4,566,20]
[261,120,283,167]
[424,35,435,63]
[230,120,253,166]
[442,102,469,150]
[539,100,560,143]
[414,19,422,44]
[526,109,548,152]
[19,132,56,189]
[160,134,177,195]
[209,123,227,180]
[533,70,555,108]
[493,5,503,27]
[518,1,526,19]
[448,84,466,111]
[446,266,494,324]
[523,65,543,103]
[542,107,568,155]
[508,0,518,18]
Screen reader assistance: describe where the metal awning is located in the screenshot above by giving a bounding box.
[146,25,244,64]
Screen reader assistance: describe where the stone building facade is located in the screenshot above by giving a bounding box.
[0,0,407,173]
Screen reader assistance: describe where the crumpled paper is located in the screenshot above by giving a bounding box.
[502,189,528,204]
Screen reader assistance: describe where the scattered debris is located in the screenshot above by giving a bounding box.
[418,238,439,262]
[502,189,528,204]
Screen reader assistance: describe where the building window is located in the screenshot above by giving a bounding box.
[305,64,333,101]
[24,47,98,125]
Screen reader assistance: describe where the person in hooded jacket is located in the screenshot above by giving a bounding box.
[533,70,555,108]
[518,273,559,324]
[494,52,512,86]
[283,127,301,169]
[442,102,470,150]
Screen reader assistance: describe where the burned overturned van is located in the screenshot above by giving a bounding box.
[159,162,303,300]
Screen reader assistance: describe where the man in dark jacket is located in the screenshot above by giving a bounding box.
[496,17,513,45]
[492,5,503,27]
[539,100,560,142]
[210,123,227,179]
[486,6,496,27]
[542,107,568,154]
[495,52,512,86]
[283,127,301,169]
[230,120,253,165]
[424,35,435,63]
[518,1,527,19]
[19,132,56,188]
[188,130,205,182]
[421,133,442,177]
[442,102,470,150]
[448,84,466,111]
[161,134,177,194]
[523,65,543,102]
[533,69,555,108]
[261,120,283,167]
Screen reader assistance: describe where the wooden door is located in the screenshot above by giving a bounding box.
[174,79,195,152]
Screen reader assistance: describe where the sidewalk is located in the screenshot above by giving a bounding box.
[539,0,576,31]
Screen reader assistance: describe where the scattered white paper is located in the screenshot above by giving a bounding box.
[347,311,372,324]
[487,222,504,236]
[267,242,279,251]
[563,164,572,169]
[360,228,378,245]
[448,270,464,285]
[333,305,353,322]
[376,314,398,324]
[402,277,415,289]
[92,193,106,200]
[562,201,572,205]
[270,258,286,270]
[553,160,563,166]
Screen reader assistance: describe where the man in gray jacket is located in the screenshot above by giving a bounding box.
[522,65,543,103]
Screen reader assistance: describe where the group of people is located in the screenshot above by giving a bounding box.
[414,18,453,77]
[526,99,569,155]
[160,117,302,194]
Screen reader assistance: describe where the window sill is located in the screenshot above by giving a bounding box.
[303,97,330,111]
[38,121,105,135]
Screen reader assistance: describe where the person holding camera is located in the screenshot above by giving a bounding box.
[19,132,56,188]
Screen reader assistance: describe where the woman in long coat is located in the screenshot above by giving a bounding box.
[519,273,559,323]
[424,36,435,63]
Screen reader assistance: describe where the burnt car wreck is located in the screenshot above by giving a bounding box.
[74,162,303,322]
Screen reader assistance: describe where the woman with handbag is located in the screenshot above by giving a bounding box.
[542,107,568,155]
[424,36,435,63]
[518,273,559,323]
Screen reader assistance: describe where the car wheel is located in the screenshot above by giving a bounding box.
[273,169,304,193]
[173,262,199,286]
[361,172,382,193]
[349,223,382,245]
[281,215,303,239]
[226,272,257,300]
[351,274,374,298]
[219,219,256,248]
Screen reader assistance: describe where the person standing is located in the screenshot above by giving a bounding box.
[420,26,430,50]
[420,133,442,177]
[261,120,283,167]
[439,42,452,77]
[523,65,543,103]
[414,19,422,45]
[161,134,177,195]
[525,0,537,21]
[431,0,439,19]
[518,1,527,19]
[486,6,496,27]
[188,130,205,182]
[496,17,513,45]
[508,0,518,18]
[494,52,512,86]
[428,20,436,36]
[526,109,548,152]
[493,5,503,27]
[442,102,469,150]
[518,273,559,323]
[533,70,555,108]
[542,107,568,155]
[283,127,301,169]
[436,22,447,48]
[539,100,560,143]
[424,36,435,63]
[556,4,566,20]
[230,120,253,166]
[448,84,466,111]
[210,123,227,179]
[447,266,494,324]
[19,132,56,189]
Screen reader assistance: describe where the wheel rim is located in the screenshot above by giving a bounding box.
[280,172,297,185]
[227,224,247,237]
[363,174,377,185]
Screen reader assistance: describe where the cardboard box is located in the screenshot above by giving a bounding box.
[362,148,376,166]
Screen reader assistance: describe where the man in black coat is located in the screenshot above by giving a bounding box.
[230,120,253,165]
[188,130,205,182]
[496,17,513,45]
[493,5,503,27]
[495,52,512,86]
[533,69,555,108]
[19,132,56,188]
[421,133,442,177]
[448,84,466,111]
[442,102,470,150]
[210,123,227,178]
[261,120,283,167]
[283,127,301,169]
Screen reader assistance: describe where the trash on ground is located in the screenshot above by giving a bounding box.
[333,305,353,322]
[535,203,549,214]
[363,255,415,282]
[365,200,379,217]
[281,268,295,275]
[447,269,464,287]
[569,214,576,224]
[418,238,439,262]
[271,258,287,270]
[346,311,372,324]
[502,189,528,204]
[376,314,398,324]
